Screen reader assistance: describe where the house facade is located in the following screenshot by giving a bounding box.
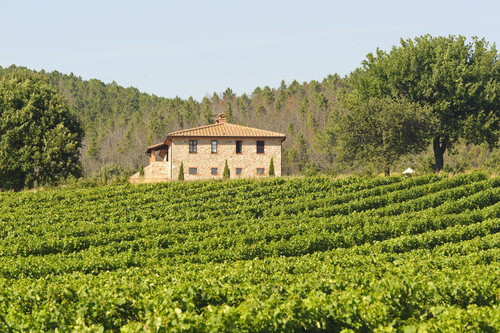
[130,114,286,182]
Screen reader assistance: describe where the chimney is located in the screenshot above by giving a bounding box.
[215,113,227,124]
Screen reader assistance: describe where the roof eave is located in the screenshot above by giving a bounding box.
[145,142,169,154]
[167,135,287,140]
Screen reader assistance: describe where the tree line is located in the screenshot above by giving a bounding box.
[1,34,500,190]
[0,64,351,178]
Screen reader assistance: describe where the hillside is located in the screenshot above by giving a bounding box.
[0,65,349,177]
[2,173,500,330]
[2,64,499,179]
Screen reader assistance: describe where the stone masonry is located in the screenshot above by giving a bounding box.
[170,137,282,180]
[129,161,170,183]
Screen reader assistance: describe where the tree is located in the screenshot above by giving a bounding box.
[202,101,213,125]
[223,160,230,180]
[0,69,83,190]
[351,35,500,171]
[178,162,184,181]
[268,157,275,177]
[139,163,145,179]
[87,136,99,159]
[225,100,233,123]
[335,97,433,176]
[102,166,108,185]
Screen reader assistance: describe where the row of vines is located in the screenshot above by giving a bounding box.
[1,173,500,331]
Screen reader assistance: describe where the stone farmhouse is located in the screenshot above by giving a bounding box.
[130,114,286,182]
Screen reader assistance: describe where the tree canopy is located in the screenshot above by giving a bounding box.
[351,35,500,171]
[335,97,433,176]
[0,69,83,190]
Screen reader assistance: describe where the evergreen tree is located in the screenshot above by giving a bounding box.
[139,163,145,178]
[202,102,213,125]
[178,162,184,181]
[87,136,99,159]
[269,157,275,177]
[287,122,294,136]
[223,160,230,180]
[226,100,233,123]
[102,166,107,185]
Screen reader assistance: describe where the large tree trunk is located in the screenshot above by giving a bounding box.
[433,137,446,172]
[384,168,390,177]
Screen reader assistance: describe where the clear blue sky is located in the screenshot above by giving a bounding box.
[1,0,498,101]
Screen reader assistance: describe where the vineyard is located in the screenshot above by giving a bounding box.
[1,173,500,332]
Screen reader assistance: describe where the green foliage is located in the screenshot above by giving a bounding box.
[0,68,83,190]
[223,87,234,100]
[102,166,107,185]
[306,110,317,134]
[146,107,166,142]
[335,97,434,176]
[202,100,213,125]
[302,161,320,177]
[261,85,273,104]
[1,173,500,330]
[311,114,336,164]
[225,100,233,123]
[313,92,328,110]
[274,96,283,111]
[256,104,265,116]
[287,79,300,96]
[268,157,275,177]
[86,136,99,159]
[5,49,500,180]
[236,94,249,113]
[139,163,144,178]
[298,97,308,115]
[294,131,309,172]
[178,162,184,181]
[352,35,500,171]
[223,159,230,180]
[283,147,299,175]
[287,122,294,136]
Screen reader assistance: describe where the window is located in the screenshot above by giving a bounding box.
[236,141,242,154]
[236,168,242,175]
[256,141,264,154]
[256,168,265,175]
[189,168,197,175]
[211,140,217,153]
[189,140,197,153]
[211,167,218,175]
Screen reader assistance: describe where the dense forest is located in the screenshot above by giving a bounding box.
[0,63,498,178]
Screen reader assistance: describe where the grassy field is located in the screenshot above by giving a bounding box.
[1,173,500,332]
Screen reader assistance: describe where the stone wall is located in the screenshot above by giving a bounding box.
[129,161,170,183]
[170,137,282,181]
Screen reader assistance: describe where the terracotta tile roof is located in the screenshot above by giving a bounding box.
[167,123,286,139]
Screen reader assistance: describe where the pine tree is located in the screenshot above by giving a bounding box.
[226,100,233,123]
[178,162,184,181]
[269,157,275,177]
[87,136,99,159]
[223,160,230,180]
